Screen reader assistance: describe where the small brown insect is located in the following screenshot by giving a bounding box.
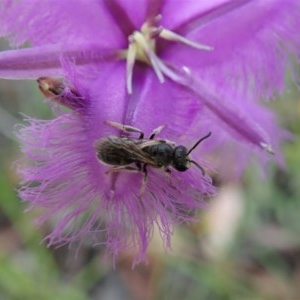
[95,120,211,196]
[37,77,84,109]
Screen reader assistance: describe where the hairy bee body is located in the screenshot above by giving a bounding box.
[96,136,175,169]
[94,120,211,196]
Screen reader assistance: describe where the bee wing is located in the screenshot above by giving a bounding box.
[97,136,158,165]
[137,140,156,148]
[95,136,172,166]
[123,139,159,165]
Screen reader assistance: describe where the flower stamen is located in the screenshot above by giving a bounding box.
[125,17,213,94]
[132,31,165,83]
[126,43,137,94]
[159,28,214,51]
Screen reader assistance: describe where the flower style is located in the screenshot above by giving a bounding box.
[0,0,300,262]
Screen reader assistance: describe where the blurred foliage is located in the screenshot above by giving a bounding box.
[0,45,300,298]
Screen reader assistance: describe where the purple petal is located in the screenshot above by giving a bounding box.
[124,66,201,137]
[188,79,273,151]
[0,0,126,47]
[161,0,233,29]
[187,90,288,177]
[0,44,118,79]
[0,45,64,78]
[102,0,161,31]
[156,63,274,152]
[161,0,300,99]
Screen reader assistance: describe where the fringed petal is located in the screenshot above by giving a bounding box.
[0,44,118,79]
[161,0,300,99]
[0,0,125,47]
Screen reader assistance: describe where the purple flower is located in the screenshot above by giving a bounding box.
[0,0,300,262]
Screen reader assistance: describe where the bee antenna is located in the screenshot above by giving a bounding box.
[187,132,212,155]
[189,160,205,176]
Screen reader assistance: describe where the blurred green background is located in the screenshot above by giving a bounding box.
[0,38,300,300]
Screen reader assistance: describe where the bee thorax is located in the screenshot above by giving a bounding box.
[143,143,173,167]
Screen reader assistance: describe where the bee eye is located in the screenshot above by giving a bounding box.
[173,146,187,160]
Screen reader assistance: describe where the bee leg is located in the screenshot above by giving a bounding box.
[164,168,176,189]
[104,120,144,139]
[139,164,148,198]
[165,168,171,175]
[165,168,172,184]
[149,125,166,139]
[105,163,148,198]
[109,173,118,200]
[135,162,148,198]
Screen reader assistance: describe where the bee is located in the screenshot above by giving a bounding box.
[37,77,84,109]
[95,120,211,196]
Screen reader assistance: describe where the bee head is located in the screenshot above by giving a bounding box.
[173,146,190,172]
[173,132,212,174]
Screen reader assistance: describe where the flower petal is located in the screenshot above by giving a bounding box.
[187,90,288,177]
[0,0,126,47]
[0,44,118,79]
[153,62,274,153]
[161,0,300,99]
[17,64,214,262]
[127,65,202,138]
[0,45,64,79]
[188,80,273,152]
[101,0,168,31]
[162,0,232,29]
